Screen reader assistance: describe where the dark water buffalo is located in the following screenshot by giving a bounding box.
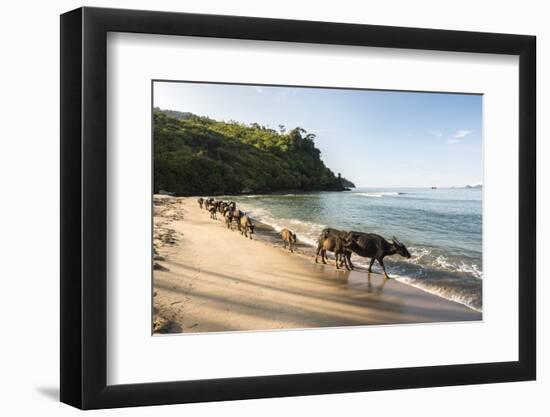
[197,197,204,209]
[208,205,217,220]
[204,198,214,210]
[218,201,228,214]
[224,208,234,229]
[280,228,297,253]
[346,233,411,278]
[240,215,255,239]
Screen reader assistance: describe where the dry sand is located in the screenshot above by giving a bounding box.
[153,195,481,334]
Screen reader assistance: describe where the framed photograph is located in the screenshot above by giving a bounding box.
[60,6,536,409]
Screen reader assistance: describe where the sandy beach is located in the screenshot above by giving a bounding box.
[153,195,481,334]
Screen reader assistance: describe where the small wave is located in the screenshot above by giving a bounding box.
[431,255,483,280]
[395,275,482,312]
[409,246,432,260]
[456,261,483,279]
[402,247,483,280]
[239,205,325,247]
[434,255,453,270]
[354,192,400,198]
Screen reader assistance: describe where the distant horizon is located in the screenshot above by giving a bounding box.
[350,184,483,189]
[154,82,483,188]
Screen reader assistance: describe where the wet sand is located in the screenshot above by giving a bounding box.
[153,195,481,333]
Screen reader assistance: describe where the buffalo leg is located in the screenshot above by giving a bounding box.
[342,253,351,271]
[346,252,354,270]
[315,244,322,263]
[368,258,375,272]
[378,258,390,279]
[339,253,346,268]
[340,253,350,269]
[339,253,348,269]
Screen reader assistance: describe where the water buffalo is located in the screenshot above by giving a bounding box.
[211,200,221,213]
[240,215,255,239]
[232,209,244,231]
[319,228,355,269]
[221,202,235,217]
[346,233,411,278]
[280,228,297,253]
[315,235,350,270]
[218,201,228,214]
[224,208,234,229]
[204,198,214,210]
[220,204,228,216]
[208,205,217,220]
[197,197,204,209]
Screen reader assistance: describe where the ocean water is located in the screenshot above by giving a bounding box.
[225,187,483,312]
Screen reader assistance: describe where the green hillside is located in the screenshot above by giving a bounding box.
[153,110,355,195]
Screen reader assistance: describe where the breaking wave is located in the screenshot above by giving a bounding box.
[353,191,403,198]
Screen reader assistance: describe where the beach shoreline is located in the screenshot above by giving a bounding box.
[153,195,481,334]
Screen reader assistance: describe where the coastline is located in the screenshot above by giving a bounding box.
[153,195,481,334]
[159,187,354,198]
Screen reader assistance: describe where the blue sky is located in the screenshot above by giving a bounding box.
[154,81,482,188]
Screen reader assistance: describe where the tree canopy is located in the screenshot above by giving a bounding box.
[153,109,355,195]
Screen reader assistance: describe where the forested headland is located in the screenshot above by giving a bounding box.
[153,108,355,195]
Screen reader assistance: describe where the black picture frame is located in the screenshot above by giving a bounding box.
[60,6,536,410]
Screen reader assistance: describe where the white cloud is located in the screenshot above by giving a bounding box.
[447,129,473,144]
[453,129,473,138]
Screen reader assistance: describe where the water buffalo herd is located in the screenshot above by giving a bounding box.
[199,197,255,239]
[198,197,411,279]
